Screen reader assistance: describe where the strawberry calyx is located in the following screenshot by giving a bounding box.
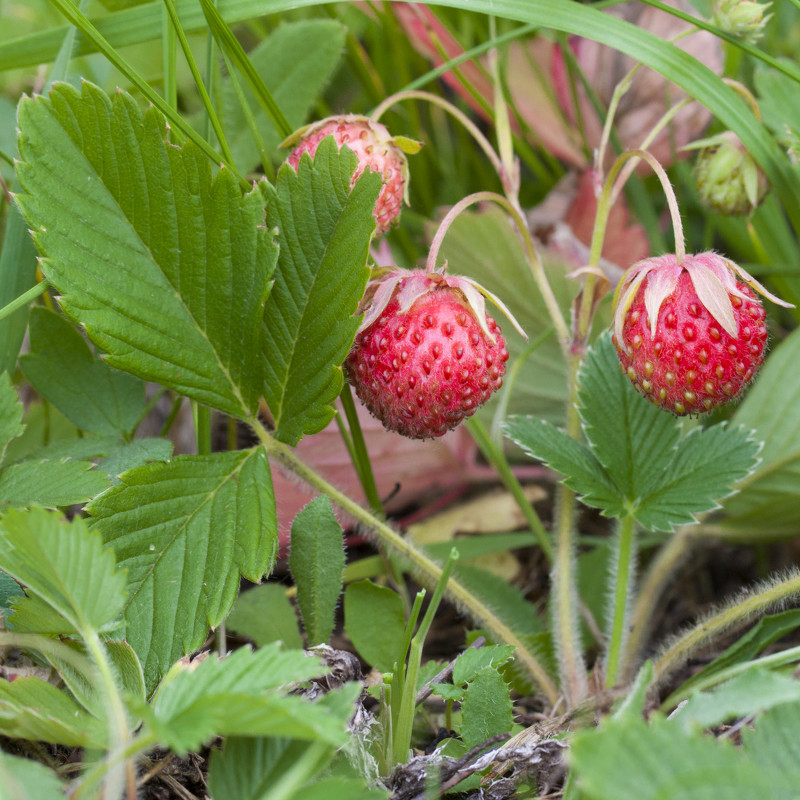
[613,251,794,353]
[356,266,527,343]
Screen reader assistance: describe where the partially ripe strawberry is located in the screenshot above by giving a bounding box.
[283,115,419,235]
[345,268,524,439]
[612,252,793,415]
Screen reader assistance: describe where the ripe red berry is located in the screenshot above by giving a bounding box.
[284,115,417,235]
[345,269,518,439]
[612,252,792,414]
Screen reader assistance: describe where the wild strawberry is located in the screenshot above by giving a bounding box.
[612,252,793,415]
[345,268,524,439]
[283,115,420,235]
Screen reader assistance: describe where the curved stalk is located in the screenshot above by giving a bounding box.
[425,190,570,353]
[251,418,560,705]
[652,569,800,689]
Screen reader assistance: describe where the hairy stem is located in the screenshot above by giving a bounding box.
[604,514,637,688]
[652,568,800,689]
[251,419,559,705]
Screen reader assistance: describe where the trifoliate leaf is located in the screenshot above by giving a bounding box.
[15,81,277,419]
[263,137,381,445]
[20,307,145,436]
[87,448,277,689]
[0,507,126,633]
[289,498,345,646]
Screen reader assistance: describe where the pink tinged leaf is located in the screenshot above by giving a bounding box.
[359,277,401,333]
[462,278,528,340]
[613,266,651,349]
[396,275,433,314]
[727,258,797,309]
[643,263,682,339]
[453,279,493,341]
[686,261,738,338]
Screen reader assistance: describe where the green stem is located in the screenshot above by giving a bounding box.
[251,419,559,705]
[192,403,212,456]
[652,569,800,689]
[0,280,49,324]
[339,383,383,515]
[158,393,184,438]
[82,629,136,800]
[622,528,695,680]
[467,417,552,560]
[161,5,177,108]
[163,0,236,168]
[604,514,636,689]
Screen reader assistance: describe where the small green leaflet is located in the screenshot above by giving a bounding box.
[227,583,303,650]
[0,507,126,633]
[505,334,761,532]
[144,646,354,754]
[288,497,345,646]
[87,448,277,690]
[263,137,381,445]
[15,81,277,420]
[20,307,145,437]
[459,666,513,750]
[0,676,108,749]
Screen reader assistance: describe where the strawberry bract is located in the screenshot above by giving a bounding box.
[345,269,519,439]
[612,251,792,414]
[284,115,413,235]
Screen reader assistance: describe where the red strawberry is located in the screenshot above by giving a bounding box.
[612,251,793,414]
[283,115,419,235]
[345,268,524,439]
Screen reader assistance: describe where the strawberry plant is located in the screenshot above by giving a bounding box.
[1,1,800,799]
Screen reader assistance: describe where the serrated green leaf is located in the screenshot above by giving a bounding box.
[0,676,107,748]
[22,434,173,483]
[0,372,24,466]
[289,497,345,646]
[578,333,682,501]
[570,714,774,800]
[227,583,303,650]
[263,138,381,445]
[674,669,800,733]
[0,748,65,800]
[344,580,406,672]
[20,307,145,436]
[459,665,513,750]
[504,415,623,516]
[147,646,354,753]
[223,20,346,173]
[633,423,760,532]
[0,570,22,612]
[2,403,78,466]
[0,507,126,632]
[15,81,277,419]
[0,458,110,509]
[725,327,800,534]
[87,448,277,688]
[453,644,516,686]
